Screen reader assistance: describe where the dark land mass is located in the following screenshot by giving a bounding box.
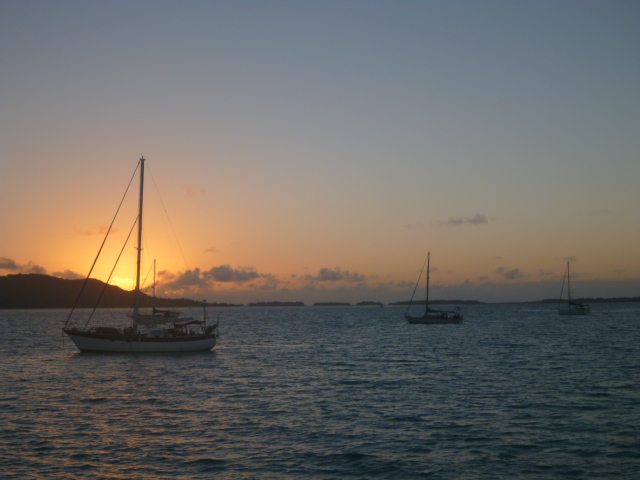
[313,302,384,306]
[0,274,241,309]
[538,297,640,304]
[248,301,305,307]
[2,274,639,309]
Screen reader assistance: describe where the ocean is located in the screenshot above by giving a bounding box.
[1,303,639,479]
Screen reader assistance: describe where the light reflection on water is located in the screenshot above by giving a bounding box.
[1,304,640,479]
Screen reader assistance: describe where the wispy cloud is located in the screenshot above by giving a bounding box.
[437,213,488,227]
[496,266,527,280]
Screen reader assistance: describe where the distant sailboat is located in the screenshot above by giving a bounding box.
[63,157,218,352]
[404,252,463,325]
[557,261,590,316]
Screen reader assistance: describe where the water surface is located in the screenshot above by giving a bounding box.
[1,304,639,479]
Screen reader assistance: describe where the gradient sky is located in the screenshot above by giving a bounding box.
[2,1,639,304]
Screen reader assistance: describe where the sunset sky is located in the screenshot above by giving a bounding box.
[2,1,639,304]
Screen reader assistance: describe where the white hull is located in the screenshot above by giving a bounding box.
[62,158,220,354]
[405,314,462,325]
[65,331,216,353]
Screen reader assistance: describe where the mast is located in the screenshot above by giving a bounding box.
[424,252,430,316]
[567,261,571,304]
[133,156,145,324]
[153,259,156,301]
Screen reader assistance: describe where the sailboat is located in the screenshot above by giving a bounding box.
[63,157,218,352]
[404,252,463,324]
[557,261,590,316]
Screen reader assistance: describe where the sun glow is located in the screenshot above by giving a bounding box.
[110,276,135,291]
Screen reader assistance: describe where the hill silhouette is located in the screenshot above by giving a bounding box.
[0,274,216,309]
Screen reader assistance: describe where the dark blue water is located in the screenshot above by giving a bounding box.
[1,304,639,479]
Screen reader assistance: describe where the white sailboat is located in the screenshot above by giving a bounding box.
[404,252,463,325]
[63,157,218,352]
[557,261,590,316]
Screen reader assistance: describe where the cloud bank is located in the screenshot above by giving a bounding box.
[3,255,640,305]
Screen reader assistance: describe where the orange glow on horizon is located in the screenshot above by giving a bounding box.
[110,276,135,291]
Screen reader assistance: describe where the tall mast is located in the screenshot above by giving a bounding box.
[567,261,571,303]
[425,252,430,316]
[133,156,145,324]
[153,259,156,300]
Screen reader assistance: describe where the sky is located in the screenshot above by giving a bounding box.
[1,1,639,304]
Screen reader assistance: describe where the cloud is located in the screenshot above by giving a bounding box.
[0,257,47,274]
[317,267,344,282]
[22,262,47,274]
[161,268,208,291]
[437,213,488,227]
[0,257,19,270]
[53,270,84,280]
[249,274,280,290]
[346,272,367,282]
[496,266,527,280]
[203,265,261,283]
[311,267,368,283]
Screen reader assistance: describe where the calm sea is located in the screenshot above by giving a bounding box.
[1,304,639,479]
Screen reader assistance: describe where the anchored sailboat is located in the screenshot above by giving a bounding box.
[557,261,590,316]
[404,252,463,325]
[63,157,218,352]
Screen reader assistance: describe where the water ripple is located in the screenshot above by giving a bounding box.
[1,304,640,479]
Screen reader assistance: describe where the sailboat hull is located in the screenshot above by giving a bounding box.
[64,329,217,353]
[558,306,590,316]
[558,262,590,316]
[405,314,462,325]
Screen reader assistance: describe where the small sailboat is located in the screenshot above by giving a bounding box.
[557,261,590,316]
[404,252,463,325]
[63,157,218,352]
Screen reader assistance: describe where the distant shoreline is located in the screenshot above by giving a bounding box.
[1,273,639,309]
